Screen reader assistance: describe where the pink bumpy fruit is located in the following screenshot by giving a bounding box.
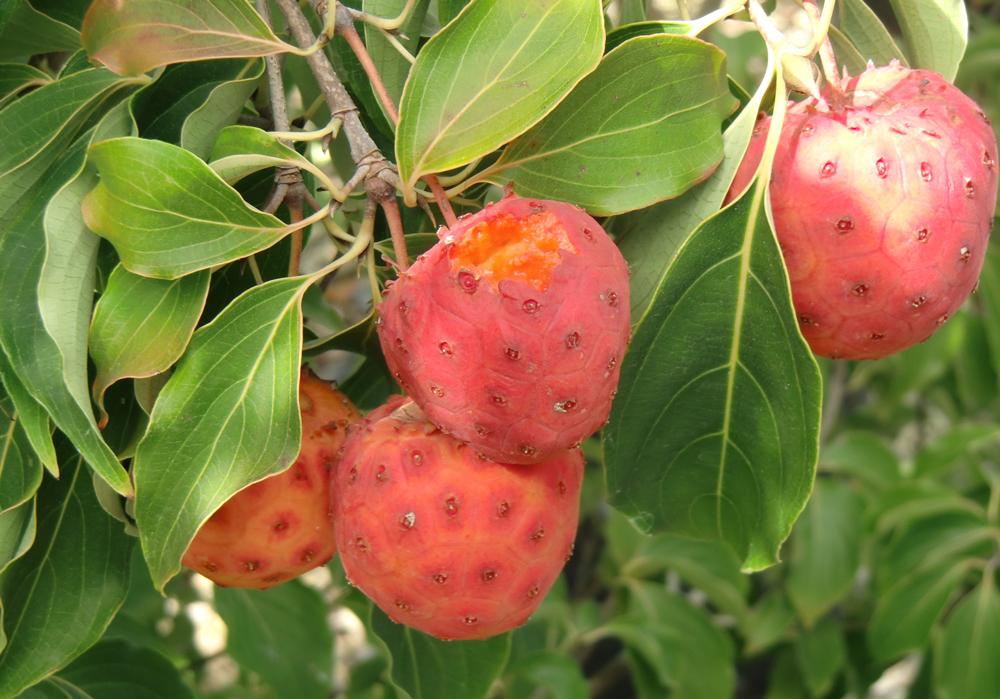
[183,371,360,588]
[332,396,583,640]
[377,194,630,464]
[726,63,997,359]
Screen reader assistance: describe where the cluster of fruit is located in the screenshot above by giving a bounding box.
[180,62,996,642]
[185,194,632,641]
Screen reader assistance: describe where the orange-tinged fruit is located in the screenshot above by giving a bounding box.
[448,210,576,291]
[182,371,360,588]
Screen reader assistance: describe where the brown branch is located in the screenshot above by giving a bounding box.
[380,197,410,271]
[334,3,458,227]
[275,0,399,203]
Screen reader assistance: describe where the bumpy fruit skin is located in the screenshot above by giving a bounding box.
[726,63,998,359]
[332,398,583,640]
[182,371,360,588]
[377,194,630,464]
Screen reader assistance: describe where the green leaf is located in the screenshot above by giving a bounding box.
[0,63,51,108]
[132,276,310,590]
[81,0,296,76]
[208,125,334,191]
[869,562,968,661]
[82,137,291,279]
[395,0,604,191]
[215,582,333,699]
[178,60,262,160]
[742,591,796,655]
[56,640,195,698]
[14,678,90,699]
[838,0,908,66]
[979,240,1000,377]
[0,106,133,496]
[869,512,993,660]
[623,534,748,618]
[364,0,431,124]
[0,456,132,696]
[0,498,36,577]
[934,578,1000,699]
[820,430,900,488]
[0,1,80,61]
[89,265,210,425]
[613,50,769,319]
[605,20,692,52]
[506,651,587,699]
[875,481,983,536]
[0,393,43,514]
[620,582,735,699]
[888,0,967,81]
[482,35,735,215]
[766,648,809,699]
[370,606,511,699]
[913,423,1000,478]
[604,177,822,571]
[953,315,997,412]
[437,0,469,24]
[795,618,846,697]
[786,479,865,626]
[0,353,56,478]
[130,58,264,160]
[0,68,133,223]
[619,0,647,23]
[826,26,870,76]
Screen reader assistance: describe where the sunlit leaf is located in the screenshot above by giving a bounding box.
[839,0,908,66]
[483,35,735,215]
[614,48,768,318]
[396,0,604,191]
[133,277,310,590]
[82,0,297,76]
[89,265,210,425]
[888,0,967,80]
[82,137,291,279]
[0,90,135,496]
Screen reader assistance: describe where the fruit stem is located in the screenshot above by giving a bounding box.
[287,194,304,276]
[803,0,844,100]
[425,174,459,227]
[381,197,410,271]
[338,9,400,123]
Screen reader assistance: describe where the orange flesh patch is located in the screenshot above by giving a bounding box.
[448,211,576,291]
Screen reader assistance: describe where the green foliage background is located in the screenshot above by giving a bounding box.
[0,0,998,697]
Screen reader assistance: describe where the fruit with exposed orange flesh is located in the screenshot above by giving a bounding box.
[725,63,998,359]
[377,194,630,464]
[182,371,360,588]
[332,397,583,640]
